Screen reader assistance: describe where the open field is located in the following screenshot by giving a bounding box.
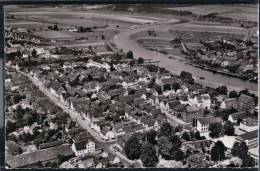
[33,31,76,39]
[8,11,160,25]
[33,30,103,39]
[5,20,49,28]
[165,4,258,22]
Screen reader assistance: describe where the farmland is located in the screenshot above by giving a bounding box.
[165,4,258,22]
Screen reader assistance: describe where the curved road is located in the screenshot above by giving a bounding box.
[113,20,257,94]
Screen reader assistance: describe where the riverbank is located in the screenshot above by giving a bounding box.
[113,21,257,94]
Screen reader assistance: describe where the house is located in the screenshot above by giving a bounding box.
[6,144,73,168]
[113,123,125,137]
[101,126,115,140]
[165,100,181,114]
[237,94,255,114]
[196,116,223,132]
[220,98,237,109]
[78,158,95,168]
[6,140,20,156]
[123,125,135,135]
[187,153,209,168]
[71,139,95,157]
[117,134,131,149]
[182,105,204,123]
[134,124,145,133]
[108,155,121,165]
[183,139,212,150]
[235,130,258,149]
[239,118,258,132]
[200,94,211,109]
[228,112,247,124]
[188,94,211,109]
[140,116,159,131]
[248,147,258,167]
[39,140,63,150]
[156,77,180,92]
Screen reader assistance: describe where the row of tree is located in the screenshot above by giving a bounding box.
[210,136,255,167]
[231,141,255,167]
[209,120,235,138]
[124,122,187,167]
[124,134,158,167]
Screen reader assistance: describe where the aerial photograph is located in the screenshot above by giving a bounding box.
[4,4,258,168]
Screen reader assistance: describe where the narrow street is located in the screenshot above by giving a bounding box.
[15,67,141,168]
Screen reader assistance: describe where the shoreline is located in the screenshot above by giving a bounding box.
[113,23,257,95]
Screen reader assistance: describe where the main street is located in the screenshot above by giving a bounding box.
[15,68,141,167]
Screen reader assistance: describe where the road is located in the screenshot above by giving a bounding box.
[17,68,110,143]
[165,112,190,127]
[112,18,257,94]
[15,67,140,168]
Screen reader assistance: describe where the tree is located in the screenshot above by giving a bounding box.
[23,113,34,126]
[202,146,206,153]
[157,136,172,159]
[210,141,226,161]
[124,136,141,160]
[158,122,172,137]
[147,129,157,145]
[13,94,23,104]
[241,154,255,167]
[148,77,155,88]
[126,50,134,59]
[215,86,228,95]
[174,125,183,133]
[137,57,144,64]
[229,90,238,98]
[6,120,16,134]
[181,131,190,141]
[155,85,162,95]
[15,105,24,121]
[239,89,258,105]
[223,121,235,136]
[45,161,58,168]
[180,71,194,84]
[140,142,158,167]
[32,49,37,58]
[169,134,182,149]
[231,141,248,159]
[170,148,184,161]
[53,23,58,30]
[209,123,222,138]
[237,117,242,126]
[195,131,201,140]
[231,142,254,167]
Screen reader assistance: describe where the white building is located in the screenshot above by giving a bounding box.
[196,116,223,133]
[235,130,258,149]
[72,139,95,157]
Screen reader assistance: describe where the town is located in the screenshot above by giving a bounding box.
[4,5,258,168]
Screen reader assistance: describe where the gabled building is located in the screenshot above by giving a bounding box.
[228,112,247,124]
[196,116,223,132]
[183,105,204,123]
[235,130,258,149]
[220,98,237,110]
[239,117,258,132]
[71,139,95,157]
[237,94,255,114]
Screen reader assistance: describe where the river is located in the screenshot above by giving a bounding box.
[113,23,257,94]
